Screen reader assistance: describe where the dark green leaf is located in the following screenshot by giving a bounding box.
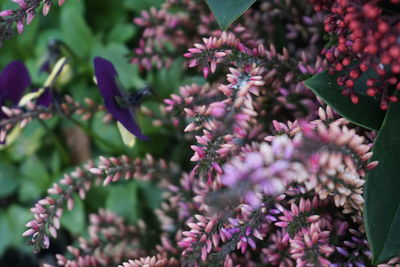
[205,0,256,30]
[107,24,136,44]
[365,91,400,264]
[304,71,386,131]
[7,205,32,246]
[19,155,51,202]
[0,211,12,256]
[61,196,86,234]
[0,162,18,197]
[123,0,164,11]
[60,0,96,59]
[138,182,163,209]
[20,155,51,189]
[106,183,138,223]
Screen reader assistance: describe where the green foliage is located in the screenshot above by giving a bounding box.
[364,92,400,264]
[0,211,12,256]
[61,196,86,234]
[304,71,386,131]
[205,0,256,30]
[0,162,18,197]
[60,0,96,59]
[106,183,139,224]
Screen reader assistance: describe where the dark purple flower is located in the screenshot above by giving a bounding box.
[36,89,53,107]
[93,57,148,140]
[0,61,31,119]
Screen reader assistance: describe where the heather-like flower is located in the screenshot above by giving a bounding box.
[289,222,334,266]
[275,197,320,238]
[262,229,295,266]
[0,61,31,118]
[93,57,148,140]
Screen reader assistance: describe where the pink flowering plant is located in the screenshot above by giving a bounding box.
[0,0,399,266]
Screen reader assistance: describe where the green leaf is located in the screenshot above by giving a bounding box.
[0,210,12,256]
[20,155,51,189]
[61,196,86,234]
[60,0,95,59]
[365,91,400,264]
[7,205,32,247]
[19,155,51,202]
[106,183,138,223]
[123,0,164,11]
[304,71,386,131]
[205,0,256,30]
[0,162,18,197]
[107,23,136,44]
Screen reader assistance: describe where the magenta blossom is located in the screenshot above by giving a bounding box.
[93,57,148,140]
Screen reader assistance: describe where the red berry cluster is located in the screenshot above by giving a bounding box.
[312,0,400,109]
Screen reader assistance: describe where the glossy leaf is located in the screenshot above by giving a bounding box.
[206,0,256,30]
[304,71,386,131]
[365,92,400,264]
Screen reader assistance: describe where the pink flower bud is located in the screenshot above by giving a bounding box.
[0,10,13,17]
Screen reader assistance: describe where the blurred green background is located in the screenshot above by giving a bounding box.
[0,0,197,266]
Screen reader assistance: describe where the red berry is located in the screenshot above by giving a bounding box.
[389,77,398,85]
[351,94,359,104]
[365,44,378,55]
[389,46,400,58]
[338,43,347,52]
[352,39,363,52]
[350,70,360,79]
[378,22,389,33]
[389,96,398,102]
[367,88,376,96]
[345,79,354,88]
[392,64,400,74]
[360,63,368,72]
[367,79,375,87]
[376,68,386,76]
[363,3,380,19]
[381,54,392,64]
[342,57,351,66]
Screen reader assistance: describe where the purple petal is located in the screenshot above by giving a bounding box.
[93,57,122,98]
[93,57,148,140]
[0,61,31,104]
[36,88,52,107]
